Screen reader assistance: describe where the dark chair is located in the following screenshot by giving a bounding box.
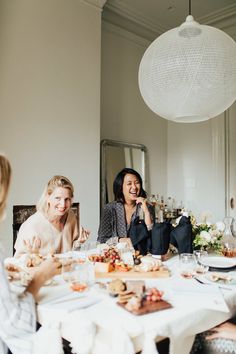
[12,203,80,255]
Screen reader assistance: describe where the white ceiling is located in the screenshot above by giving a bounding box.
[103,0,236,40]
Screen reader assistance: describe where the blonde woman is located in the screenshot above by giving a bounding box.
[14,175,90,257]
[0,154,60,353]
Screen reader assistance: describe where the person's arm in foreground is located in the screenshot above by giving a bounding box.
[206,322,236,341]
[0,257,60,353]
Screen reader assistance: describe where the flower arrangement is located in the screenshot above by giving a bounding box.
[191,214,225,252]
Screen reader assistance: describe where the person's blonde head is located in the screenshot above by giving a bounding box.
[0,154,11,221]
[37,175,74,214]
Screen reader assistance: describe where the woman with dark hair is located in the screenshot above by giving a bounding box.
[97,168,154,253]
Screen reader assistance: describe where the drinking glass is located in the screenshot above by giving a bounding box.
[71,261,95,291]
[61,261,74,283]
[179,253,197,279]
[72,239,81,252]
[80,240,99,252]
[106,237,118,247]
[193,250,209,274]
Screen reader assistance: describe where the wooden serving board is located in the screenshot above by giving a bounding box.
[95,266,170,279]
[118,299,172,315]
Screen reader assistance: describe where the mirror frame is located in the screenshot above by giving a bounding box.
[100,139,148,213]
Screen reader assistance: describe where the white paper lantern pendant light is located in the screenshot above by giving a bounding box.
[138,0,236,123]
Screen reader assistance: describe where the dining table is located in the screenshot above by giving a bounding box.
[29,252,236,354]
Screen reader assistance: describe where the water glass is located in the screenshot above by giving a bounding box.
[80,240,99,253]
[193,250,209,274]
[72,261,95,289]
[106,237,118,247]
[179,253,197,279]
[72,239,82,251]
[61,261,74,283]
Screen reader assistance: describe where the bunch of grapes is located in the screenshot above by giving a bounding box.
[103,247,121,265]
[89,255,105,263]
[145,287,164,302]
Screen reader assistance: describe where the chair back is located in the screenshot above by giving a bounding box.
[12,202,80,255]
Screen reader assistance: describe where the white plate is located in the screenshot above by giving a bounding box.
[200,256,236,269]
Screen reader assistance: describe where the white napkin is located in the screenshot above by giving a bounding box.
[33,322,63,354]
[171,278,229,312]
[62,311,96,354]
[141,330,160,354]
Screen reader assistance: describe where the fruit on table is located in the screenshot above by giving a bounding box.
[145,287,164,302]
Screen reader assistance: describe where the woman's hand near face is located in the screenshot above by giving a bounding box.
[23,236,41,254]
[78,226,90,243]
[135,197,153,229]
[206,322,236,341]
[135,197,149,212]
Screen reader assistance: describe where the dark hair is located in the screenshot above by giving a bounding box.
[113,168,147,203]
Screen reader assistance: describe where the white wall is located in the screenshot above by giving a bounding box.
[167,116,225,222]
[101,23,167,197]
[0,0,102,256]
[101,21,227,223]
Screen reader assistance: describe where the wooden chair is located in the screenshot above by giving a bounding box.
[12,203,80,255]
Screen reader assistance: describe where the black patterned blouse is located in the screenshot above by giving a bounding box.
[97,201,155,244]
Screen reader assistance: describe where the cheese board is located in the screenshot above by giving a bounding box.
[95,266,170,279]
[118,298,172,315]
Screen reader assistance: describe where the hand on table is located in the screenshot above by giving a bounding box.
[34,257,62,282]
[206,322,236,341]
[26,257,61,297]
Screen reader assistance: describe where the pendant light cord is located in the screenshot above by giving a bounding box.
[188,0,192,15]
[189,0,191,15]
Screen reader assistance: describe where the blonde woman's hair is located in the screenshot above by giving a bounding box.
[0,154,11,220]
[37,175,74,214]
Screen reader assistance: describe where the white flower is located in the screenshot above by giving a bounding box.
[200,230,211,242]
[209,229,220,237]
[216,221,225,232]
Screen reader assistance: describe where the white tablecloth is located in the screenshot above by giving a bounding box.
[35,256,236,354]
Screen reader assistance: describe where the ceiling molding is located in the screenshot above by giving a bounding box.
[102,21,150,48]
[103,1,236,41]
[197,3,236,30]
[81,0,107,11]
[104,0,166,38]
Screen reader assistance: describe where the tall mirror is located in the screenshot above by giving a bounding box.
[100,139,148,212]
